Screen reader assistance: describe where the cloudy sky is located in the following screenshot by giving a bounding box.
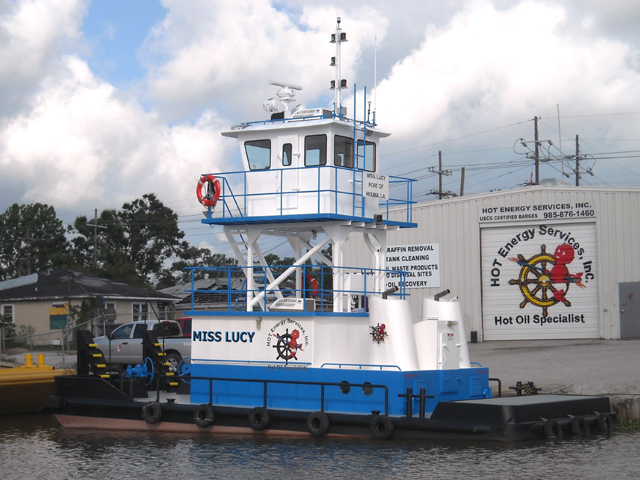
[1,0,639,255]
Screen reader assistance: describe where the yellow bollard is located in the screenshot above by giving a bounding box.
[25,354,34,367]
[37,353,45,366]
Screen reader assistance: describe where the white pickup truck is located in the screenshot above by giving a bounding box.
[93,320,191,372]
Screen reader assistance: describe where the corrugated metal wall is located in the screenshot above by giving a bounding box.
[343,185,640,340]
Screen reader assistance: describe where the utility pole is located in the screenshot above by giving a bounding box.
[427,151,453,199]
[460,166,466,197]
[575,135,580,187]
[439,151,443,199]
[86,209,107,268]
[18,226,35,275]
[534,116,540,185]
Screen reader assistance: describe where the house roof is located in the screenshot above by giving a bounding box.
[160,277,248,307]
[0,270,179,303]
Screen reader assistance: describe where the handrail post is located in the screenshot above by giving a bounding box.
[263,381,268,408]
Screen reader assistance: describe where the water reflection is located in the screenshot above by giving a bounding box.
[0,414,637,479]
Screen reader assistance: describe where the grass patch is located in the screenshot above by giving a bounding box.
[616,419,640,431]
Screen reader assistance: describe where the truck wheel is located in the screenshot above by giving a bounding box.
[165,353,182,374]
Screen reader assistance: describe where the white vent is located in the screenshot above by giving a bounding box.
[269,298,316,311]
[292,108,332,118]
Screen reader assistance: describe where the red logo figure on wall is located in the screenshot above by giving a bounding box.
[508,243,585,316]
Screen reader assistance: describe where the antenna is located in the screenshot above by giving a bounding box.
[373,9,378,124]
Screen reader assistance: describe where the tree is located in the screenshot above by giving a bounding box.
[69,193,185,287]
[155,243,239,289]
[0,203,69,280]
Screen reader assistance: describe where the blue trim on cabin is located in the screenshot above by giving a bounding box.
[189,363,492,416]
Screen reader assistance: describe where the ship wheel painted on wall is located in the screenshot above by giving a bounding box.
[272,328,302,362]
[508,244,572,316]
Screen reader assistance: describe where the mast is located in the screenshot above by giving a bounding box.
[330,17,347,115]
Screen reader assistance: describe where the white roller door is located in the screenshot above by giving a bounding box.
[481,222,598,340]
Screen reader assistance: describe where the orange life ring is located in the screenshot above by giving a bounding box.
[196,174,221,207]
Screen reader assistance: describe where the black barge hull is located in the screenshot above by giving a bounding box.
[49,375,616,441]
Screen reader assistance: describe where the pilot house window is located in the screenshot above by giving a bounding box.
[356,140,376,172]
[282,143,292,166]
[304,135,327,166]
[245,139,271,170]
[334,135,353,168]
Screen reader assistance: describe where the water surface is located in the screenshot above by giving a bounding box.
[0,414,637,479]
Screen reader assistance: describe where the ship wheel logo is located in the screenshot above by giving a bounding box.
[370,323,387,344]
[508,243,585,316]
[272,328,303,363]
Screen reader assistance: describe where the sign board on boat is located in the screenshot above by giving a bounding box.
[363,172,389,201]
[385,243,440,289]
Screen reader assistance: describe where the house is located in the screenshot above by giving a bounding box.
[0,270,179,345]
[160,277,248,317]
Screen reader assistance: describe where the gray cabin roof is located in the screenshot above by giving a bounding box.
[0,270,178,302]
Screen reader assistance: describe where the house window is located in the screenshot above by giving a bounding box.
[245,139,271,170]
[132,303,149,322]
[2,305,14,323]
[334,135,353,168]
[158,303,175,321]
[305,135,327,166]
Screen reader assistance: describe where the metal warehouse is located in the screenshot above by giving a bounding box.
[344,185,640,341]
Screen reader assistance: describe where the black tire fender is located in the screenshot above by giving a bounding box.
[142,402,162,424]
[248,406,270,431]
[543,419,563,439]
[194,404,215,428]
[597,412,614,433]
[370,415,394,440]
[571,416,590,435]
[306,411,330,436]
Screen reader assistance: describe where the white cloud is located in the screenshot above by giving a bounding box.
[0,55,233,212]
[141,0,385,119]
[374,0,640,186]
[2,0,640,232]
[0,0,87,116]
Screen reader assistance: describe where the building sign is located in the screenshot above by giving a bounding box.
[49,305,68,329]
[385,244,440,289]
[363,172,389,201]
[481,223,598,340]
[479,201,595,224]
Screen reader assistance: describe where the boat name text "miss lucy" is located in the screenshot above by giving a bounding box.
[192,331,256,343]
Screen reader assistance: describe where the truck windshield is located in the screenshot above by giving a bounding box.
[112,324,133,339]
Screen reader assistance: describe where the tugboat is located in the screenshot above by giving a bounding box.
[49,18,615,441]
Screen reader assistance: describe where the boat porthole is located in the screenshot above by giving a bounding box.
[370,415,394,440]
[248,406,271,431]
[306,411,330,436]
[141,402,162,424]
[362,382,373,396]
[194,404,215,428]
[340,381,350,394]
